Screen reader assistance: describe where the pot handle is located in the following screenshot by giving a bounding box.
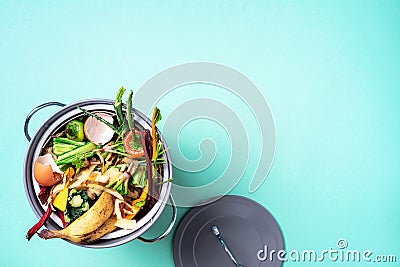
[24,102,66,142]
[137,194,177,243]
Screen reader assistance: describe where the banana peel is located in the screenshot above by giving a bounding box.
[38,180,148,243]
[79,217,117,244]
[38,191,114,243]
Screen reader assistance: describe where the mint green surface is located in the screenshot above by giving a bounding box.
[1,1,399,266]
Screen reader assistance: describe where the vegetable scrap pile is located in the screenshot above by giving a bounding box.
[26,87,168,244]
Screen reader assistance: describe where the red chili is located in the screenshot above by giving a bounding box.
[26,205,52,240]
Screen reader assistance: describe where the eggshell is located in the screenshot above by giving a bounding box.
[84,112,114,145]
[33,154,63,186]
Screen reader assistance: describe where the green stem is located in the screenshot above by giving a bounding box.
[114,86,126,126]
[57,142,97,162]
[126,90,135,133]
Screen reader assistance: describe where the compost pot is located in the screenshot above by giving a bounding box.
[23,99,176,248]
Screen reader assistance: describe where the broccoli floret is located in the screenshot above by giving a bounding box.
[64,189,90,223]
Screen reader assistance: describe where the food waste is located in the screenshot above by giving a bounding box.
[26,87,168,244]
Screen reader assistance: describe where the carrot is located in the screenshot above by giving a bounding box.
[151,107,162,161]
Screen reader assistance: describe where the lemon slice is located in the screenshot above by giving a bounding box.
[84,112,115,145]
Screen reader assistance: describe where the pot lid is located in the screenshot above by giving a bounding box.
[173,195,284,267]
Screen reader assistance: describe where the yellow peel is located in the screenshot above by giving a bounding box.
[69,165,96,189]
[53,168,74,211]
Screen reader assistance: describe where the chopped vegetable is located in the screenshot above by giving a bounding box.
[64,189,90,223]
[132,182,148,206]
[70,195,84,207]
[53,168,74,212]
[53,143,75,156]
[130,166,147,188]
[125,182,148,220]
[53,137,86,146]
[56,142,97,162]
[53,137,85,156]
[65,120,84,141]
[106,161,138,196]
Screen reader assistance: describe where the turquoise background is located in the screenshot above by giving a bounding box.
[1,1,399,266]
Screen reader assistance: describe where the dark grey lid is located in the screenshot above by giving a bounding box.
[173,195,284,267]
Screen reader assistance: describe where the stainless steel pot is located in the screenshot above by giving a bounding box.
[23,99,176,248]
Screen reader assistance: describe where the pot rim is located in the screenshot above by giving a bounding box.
[23,98,173,248]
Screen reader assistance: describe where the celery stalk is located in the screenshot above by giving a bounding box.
[56,142,97,162]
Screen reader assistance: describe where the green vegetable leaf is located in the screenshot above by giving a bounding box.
[71,157,85,169]
[134,200,145,208]
[130,166,147,188]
